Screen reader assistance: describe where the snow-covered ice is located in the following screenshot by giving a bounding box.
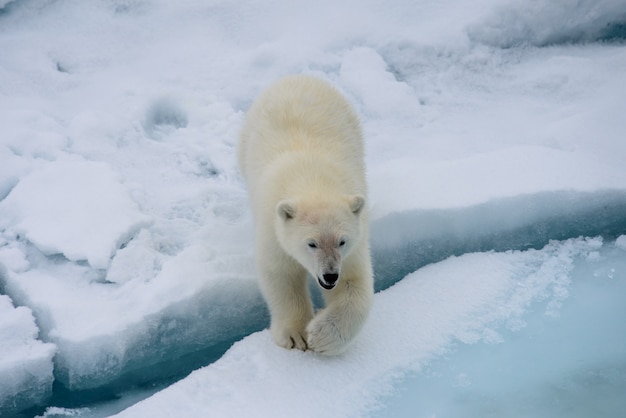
[113,237,626,418]
[375,239,626,418]
[0,295,55,415]
[0,160,150,269]
[468,0,626,47]
[0,0,625,415]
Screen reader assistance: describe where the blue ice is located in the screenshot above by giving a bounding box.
[373,240,626,418]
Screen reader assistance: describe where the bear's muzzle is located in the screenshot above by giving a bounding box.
[318,273,339,290]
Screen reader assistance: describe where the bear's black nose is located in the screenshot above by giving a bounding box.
[323,273,339,285]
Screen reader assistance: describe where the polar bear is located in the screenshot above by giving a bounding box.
[238,75,373,355]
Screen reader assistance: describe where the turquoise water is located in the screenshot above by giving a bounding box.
[373,241,626,418]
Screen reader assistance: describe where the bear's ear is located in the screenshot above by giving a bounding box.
[348,195,365,215]
[277,200,297,221]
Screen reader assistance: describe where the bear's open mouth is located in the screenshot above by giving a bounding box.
[318,277,335,290]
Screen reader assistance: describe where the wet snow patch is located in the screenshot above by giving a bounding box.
[143,97,189,138]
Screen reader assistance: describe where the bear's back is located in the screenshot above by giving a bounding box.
[238,75,364,184]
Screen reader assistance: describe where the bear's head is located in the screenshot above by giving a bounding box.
[275,194,365,290]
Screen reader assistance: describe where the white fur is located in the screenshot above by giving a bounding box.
[239,75,373,355]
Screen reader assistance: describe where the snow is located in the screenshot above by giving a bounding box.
[113,237,620,418]
[0,295,56,415]
[468,0,626,47]
[375,239,626,418]
[0,0,625,415]
[617,235,626,251]
[0,160,151,269]
[0,218,261,391]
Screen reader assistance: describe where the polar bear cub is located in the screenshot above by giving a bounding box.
[238,75,373,355]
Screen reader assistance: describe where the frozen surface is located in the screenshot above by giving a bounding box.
[374,239,626,418]
[468,0,626,47]
[0,218,261,391]
[0,160,151,269]
[370,190,626,290]
[114,237,626,418]
[0,0,625,415]
[0,295,56,415]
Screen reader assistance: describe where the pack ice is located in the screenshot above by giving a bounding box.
[1,0,626,415]
[0,295,55,416]
[0,158,261,394]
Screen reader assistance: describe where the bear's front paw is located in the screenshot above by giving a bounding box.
[271,325,309,351]
[306,311,348,356]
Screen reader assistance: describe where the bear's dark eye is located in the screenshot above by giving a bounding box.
[339,239,346,247]
[308,241,318,249]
